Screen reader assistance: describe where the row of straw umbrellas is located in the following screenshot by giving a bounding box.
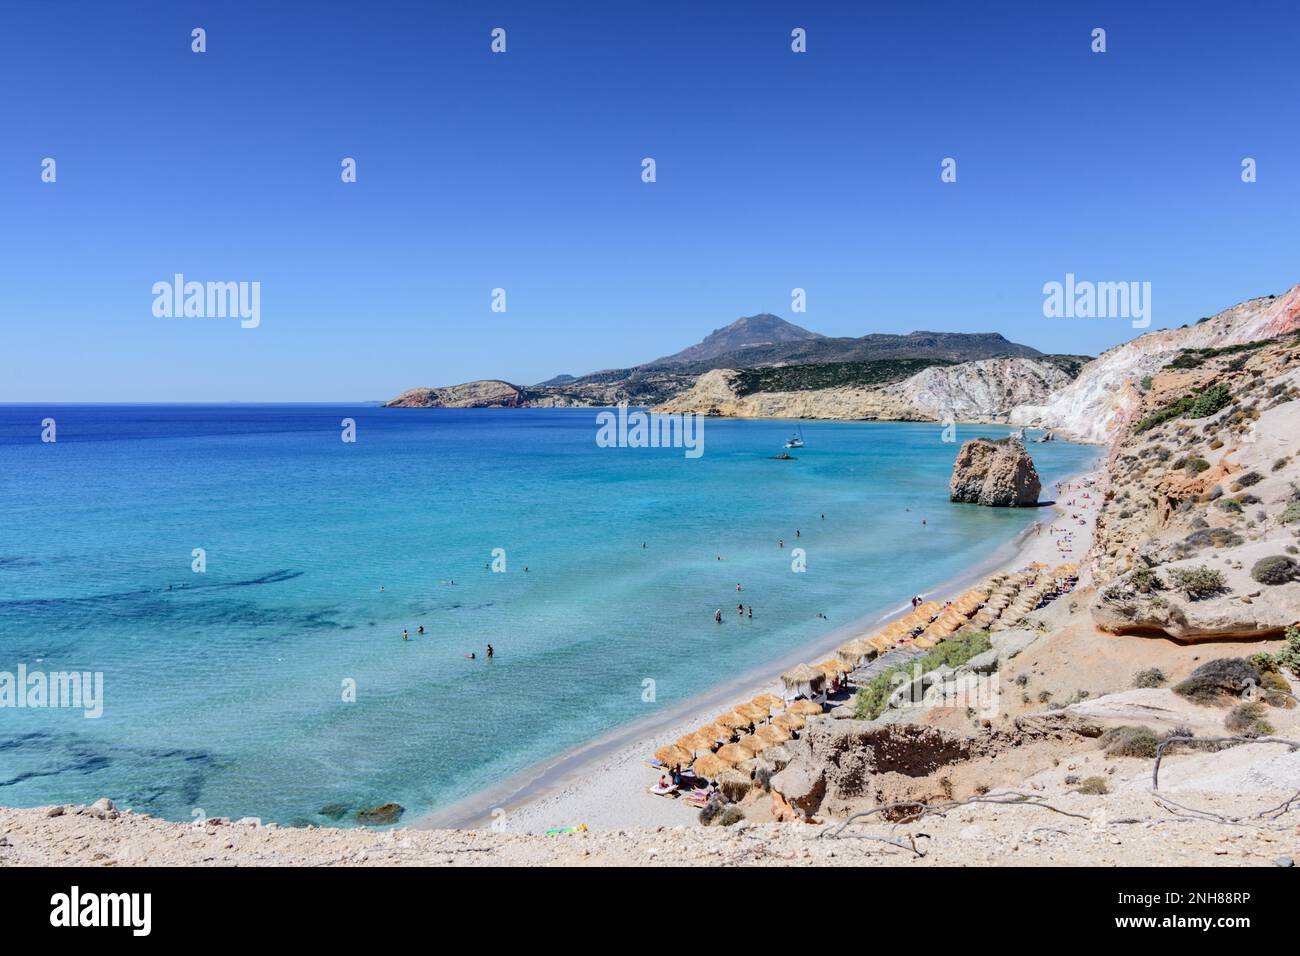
[798,562,1084,673]
[649,562,1081,786]
[652,693,824,780]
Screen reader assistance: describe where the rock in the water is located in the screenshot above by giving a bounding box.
[355,803,404,825]
[949,438,1041,507]
[318,803,350,821]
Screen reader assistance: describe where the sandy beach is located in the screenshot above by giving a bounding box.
[417,468,1104,835]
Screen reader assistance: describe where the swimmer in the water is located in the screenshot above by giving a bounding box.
[747,605,753,619]
[417,625,424,635]
[402,629,408,641]
[714,609,722,623]
[736,583,742,592]
[486,644,494,658]
[466,652,476,659]
[737,603,744,617]
[778,539,784,548]
[796,530,800,537]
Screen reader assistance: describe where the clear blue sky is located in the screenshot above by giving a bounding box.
[2,1,1297,401]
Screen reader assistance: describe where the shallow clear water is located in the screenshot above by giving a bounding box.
[0,405,1099,824]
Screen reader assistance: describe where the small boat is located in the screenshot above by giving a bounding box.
[784,426,805,449]
[770,452,796,460]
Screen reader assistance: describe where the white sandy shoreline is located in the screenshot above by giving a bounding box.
[417,466,1103,834]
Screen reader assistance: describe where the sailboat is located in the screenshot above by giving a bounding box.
[784,426,805,449]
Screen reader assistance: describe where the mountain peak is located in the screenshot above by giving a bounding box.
[654,314,822,366]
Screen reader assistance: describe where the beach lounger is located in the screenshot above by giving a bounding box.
[648,785,679,798]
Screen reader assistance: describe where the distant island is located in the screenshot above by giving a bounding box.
[386,313,1091,427]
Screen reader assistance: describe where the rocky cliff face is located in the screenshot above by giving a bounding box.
[949,438,1042,507]
[651,369,918,420]
[653,357,1070,423]
[1086,327,1300,640]
[887,357,1073,421]
[1011,285,1300,442]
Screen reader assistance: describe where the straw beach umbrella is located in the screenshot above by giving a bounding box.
[715,743,754,765]
[691,753,727,780]
[787,699,823,716]
[678,732,714,754]
[756,724,790,745]
[837,639,873,665]
[716,710,750,729]
[701,723,734,743]
[737,702,769,723]
[751,693,783,711]
[654,745,693,767]
[735,734,769,755]
[772,713,806,731]
[780,663,824,696]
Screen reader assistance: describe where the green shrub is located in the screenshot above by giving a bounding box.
[1167,565,1227,599]
[1181,528,1243,550]
[1189,383,1233,418]
[1224,702,1274,738]
[1101,725,1160,758]
[1133,667,1166,688]
[1281,502,1300,524]
[1254,624,1300,679]
[1251,556,1298,585]
[1185,457,1211,474]
[1233,470,1263,490]
[1173,658,1262,703]
[1075,776,1109,795]
[851,630,993,720]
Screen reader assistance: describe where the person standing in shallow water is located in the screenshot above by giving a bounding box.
[486,644,494,659]
[714,609,722,624]
[402,629,408,641]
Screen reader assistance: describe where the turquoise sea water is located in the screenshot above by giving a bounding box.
[0,406,1099,825]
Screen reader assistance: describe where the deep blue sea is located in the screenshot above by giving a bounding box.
[0,405,1099,825]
